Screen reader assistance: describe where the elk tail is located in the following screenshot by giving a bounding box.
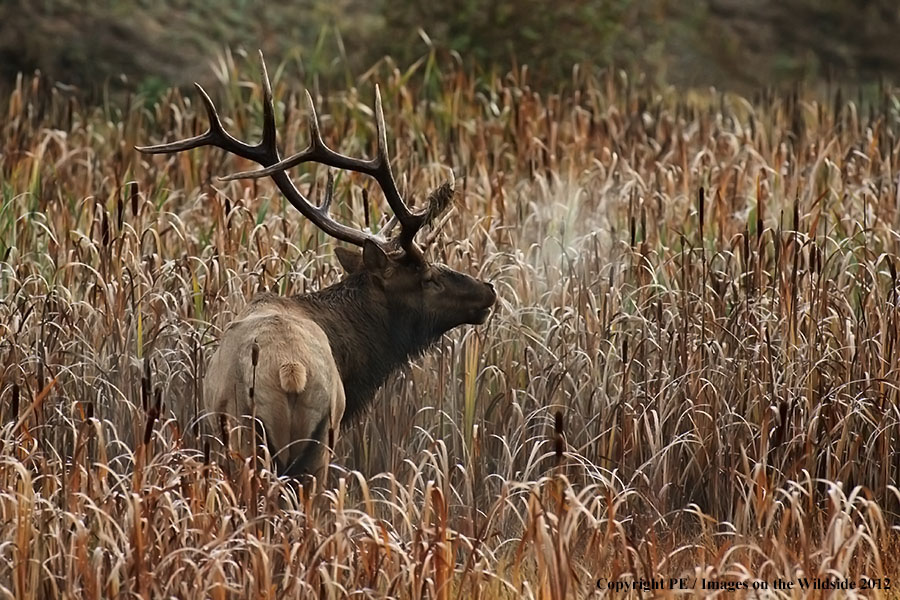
[279,362,307,393]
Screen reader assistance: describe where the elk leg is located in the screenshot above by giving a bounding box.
[252,418,284,474]
[282,414,331,480]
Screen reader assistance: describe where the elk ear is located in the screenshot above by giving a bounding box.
[335,246,364,274]
[361,239,389,272]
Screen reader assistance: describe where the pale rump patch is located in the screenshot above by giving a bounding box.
[279,362,307,393]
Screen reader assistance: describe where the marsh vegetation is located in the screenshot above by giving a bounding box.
[2,52,900,597]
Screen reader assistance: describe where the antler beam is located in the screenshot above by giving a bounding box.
[136,52,382,249]
[137,52,457,258]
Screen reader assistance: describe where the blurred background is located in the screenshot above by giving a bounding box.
[1,0,897,98]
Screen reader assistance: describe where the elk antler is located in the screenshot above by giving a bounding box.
[136,51,452,260]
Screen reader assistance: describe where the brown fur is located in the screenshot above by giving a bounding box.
[203,241,496,478]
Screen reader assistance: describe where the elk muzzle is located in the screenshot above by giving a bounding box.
[471,281,497,324]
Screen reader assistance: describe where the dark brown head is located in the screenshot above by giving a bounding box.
[335,240,496,334]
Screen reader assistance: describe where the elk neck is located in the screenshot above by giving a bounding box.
[294,273,442,422]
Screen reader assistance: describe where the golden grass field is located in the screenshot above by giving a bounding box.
[2,51,900,598]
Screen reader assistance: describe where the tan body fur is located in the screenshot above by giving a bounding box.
[204,294,345,477]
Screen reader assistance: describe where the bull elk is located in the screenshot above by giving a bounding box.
[137,54,496,478]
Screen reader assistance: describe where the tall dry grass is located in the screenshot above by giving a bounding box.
[2,52,900,598]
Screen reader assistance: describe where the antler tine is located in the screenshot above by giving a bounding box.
[381,215,399,236]
[421,206,457,248]
[321,171,335,213]
[371,86,414,226]
[303,90,326,151]
[417,180,458,248]
[136,83,262,161]
[219,88,370,182]
[221,85,439,258]
[259,50,278,152]
[383,171,456,241]
[136,52,378,249]
[363,85,428,258]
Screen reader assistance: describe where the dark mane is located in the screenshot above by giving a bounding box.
[295,273,442,422]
